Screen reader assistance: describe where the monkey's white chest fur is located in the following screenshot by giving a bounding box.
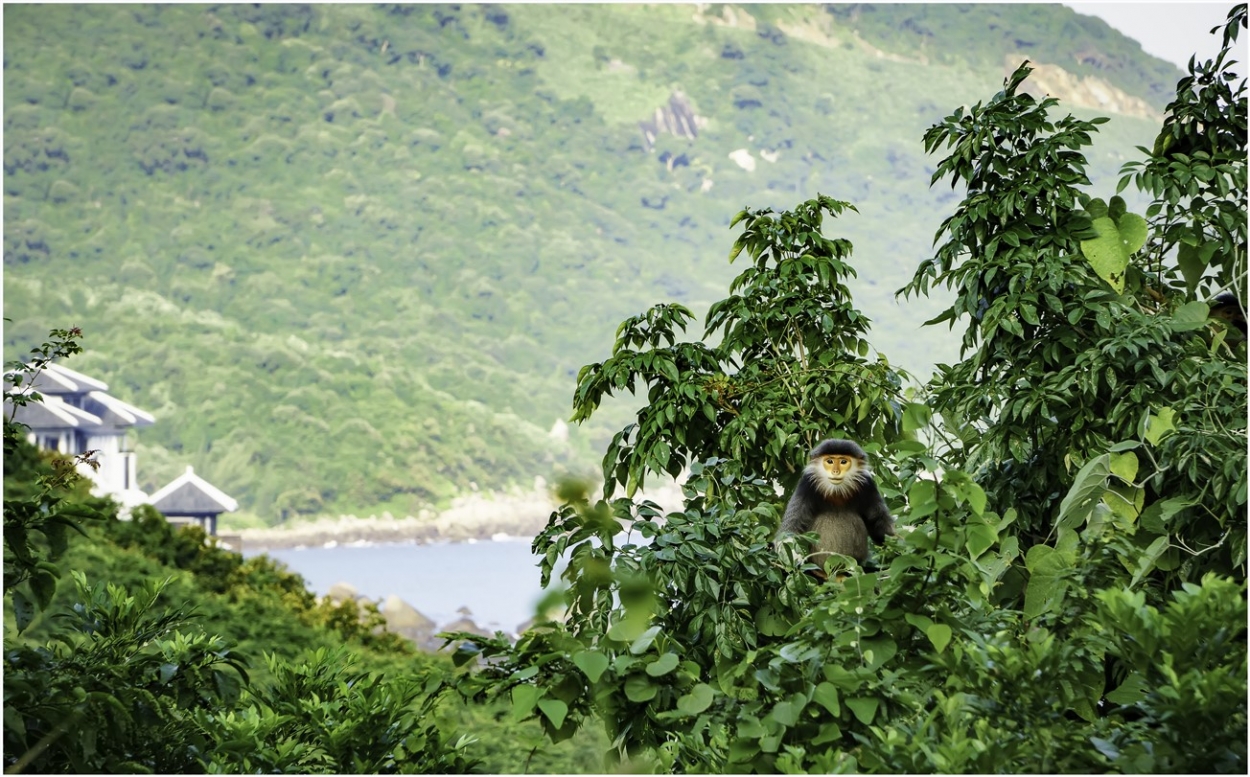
[810,506,869,563]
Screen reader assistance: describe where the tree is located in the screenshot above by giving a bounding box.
[449,7,1247,773]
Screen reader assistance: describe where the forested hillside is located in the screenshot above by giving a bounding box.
[3,3,1174,522]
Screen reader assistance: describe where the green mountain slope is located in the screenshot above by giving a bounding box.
[3,3,1175,522]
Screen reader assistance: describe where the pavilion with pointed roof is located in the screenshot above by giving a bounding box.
[148,465,239,536]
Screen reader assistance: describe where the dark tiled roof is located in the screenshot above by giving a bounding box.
[149,466,238,516]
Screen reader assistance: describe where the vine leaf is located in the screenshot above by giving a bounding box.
[1079,197,1147,293]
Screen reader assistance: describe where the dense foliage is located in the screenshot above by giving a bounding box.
[449,8,1247,773]
[2,3,1166,521]
[3,426,604,773]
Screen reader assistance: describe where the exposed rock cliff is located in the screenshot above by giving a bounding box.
[1012,57,1159,120]
[639,91,707,151]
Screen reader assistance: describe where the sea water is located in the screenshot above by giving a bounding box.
[246,536,562,634]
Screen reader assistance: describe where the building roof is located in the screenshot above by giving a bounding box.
[149,466,239,516]
[3,363,153,432]
[3,395,104,431]
[6,362,111,396]
[84,390,155,428]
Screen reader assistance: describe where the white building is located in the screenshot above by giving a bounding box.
[4,362,236,533]
[4,362,154,510]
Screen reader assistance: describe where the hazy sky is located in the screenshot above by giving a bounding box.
[1062,2,1234,69]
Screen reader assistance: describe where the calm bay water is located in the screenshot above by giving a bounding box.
[245,538,560,633]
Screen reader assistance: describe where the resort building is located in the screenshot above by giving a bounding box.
[3,362,236,534]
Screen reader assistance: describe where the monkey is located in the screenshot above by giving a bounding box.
[1209,291,1246,336]
[775,439,895,576]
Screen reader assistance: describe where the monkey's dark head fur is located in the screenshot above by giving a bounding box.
[809,439,867,461]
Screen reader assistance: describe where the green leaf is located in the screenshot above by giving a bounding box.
[11,589,35,634]
[159,663,179,685]
[572,650,610,683]
[536,698,569,729]
[645,652,680,677]
[925,624,952,654]
[1080,216,1131,293]
[624,675,657,702]
[1024,545,1072,619]
[676,683,714,714]
[1104,672,1148,705]
[628,625,661,655]
[1143,407,1177,445]
[812,682,841,716]
[902,402,932,433]
[1057,454,1111,528]
[511,685,540,722]
[1139,497,1192,534]
[1130,535,1170,588]
[962,481,987,515]
[1176,243,1207,293]
[845,697,878,725]
[28,569,57,610]
[771,699,802,727]
[1170,300,1211,332]
[1109,451,1139,485]
[965,523,997,558]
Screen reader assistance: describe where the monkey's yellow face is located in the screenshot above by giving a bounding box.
[809,452,866,501]
[821,455,856,482]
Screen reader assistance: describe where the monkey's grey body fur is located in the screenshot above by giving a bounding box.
[776,439,894,566]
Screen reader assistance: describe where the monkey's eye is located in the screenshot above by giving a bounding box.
[839,458,850,466]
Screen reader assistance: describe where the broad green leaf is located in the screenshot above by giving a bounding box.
[1105,672,1148,705]
[511,684,540,722]
[1170,300,1211,331]
[812,682,841,716]
[537,698,569,729]
[1057,454,1111,529]
[1143,407,1177,445]
[1176,242,1208,293]
[1116,212,1148,252]
[926,623,952,654]
[572,650,610,683]
[965,523,997,559]
[624,675,658,702]
[771,699,801,727]
[1080,216,1130,292]
[28,569,57,610]
[904,613,934,631]
[1139,497,1192,534]
[628,625,661,655]
[645,652,680,677]
[1109,451,1139,485]
[812,721,842,746]
[962,481,987,515]
[608,618,647,643]
[1024,545,1072,619]
[845,697,878,725]
[677,683,715,714]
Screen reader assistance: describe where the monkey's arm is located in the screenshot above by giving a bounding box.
[858,481,896,544]
[777,481,818,537]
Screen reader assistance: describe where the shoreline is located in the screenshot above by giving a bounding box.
[235,481,685,552]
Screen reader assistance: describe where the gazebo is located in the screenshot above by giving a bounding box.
[148,465,238,536]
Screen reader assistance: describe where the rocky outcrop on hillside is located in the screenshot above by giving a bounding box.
[1011,58,1159,120]
[639,91,707,151]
